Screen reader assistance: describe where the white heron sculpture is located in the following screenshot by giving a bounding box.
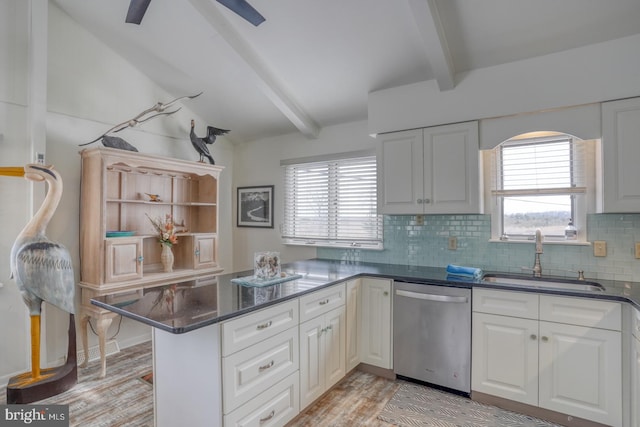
[0,164,76,403]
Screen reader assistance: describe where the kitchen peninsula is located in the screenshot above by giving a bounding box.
[92,259,640,427]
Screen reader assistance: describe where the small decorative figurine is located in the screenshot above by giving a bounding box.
[254,252,281,279]
[189,119,229,165]
[80,92,203,149]
[101,135,139,152]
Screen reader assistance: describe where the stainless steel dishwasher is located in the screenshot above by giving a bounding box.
[393,281,471,394]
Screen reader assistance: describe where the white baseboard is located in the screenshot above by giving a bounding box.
[76,330,151,365]
[117,331,151,350]
[77,339,120,365]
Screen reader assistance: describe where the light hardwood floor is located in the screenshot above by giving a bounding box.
[288,370,399,426]
[1,341,398,427]
[1,341,565,427]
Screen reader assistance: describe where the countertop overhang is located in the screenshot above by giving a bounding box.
[91,258,640,334]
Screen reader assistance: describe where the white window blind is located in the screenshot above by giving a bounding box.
[493,136,586,196]
[489,135,589,240]
[282,155,383,249]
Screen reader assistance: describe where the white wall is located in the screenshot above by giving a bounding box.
[231,120,376,271]
[0,0,32,386]
[45,3,234,360]
[233,34,640,273]
[0,2,234,384]
[369,33,640,135]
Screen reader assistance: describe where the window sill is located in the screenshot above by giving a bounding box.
[488,238,591,246]
[282,238,384,250]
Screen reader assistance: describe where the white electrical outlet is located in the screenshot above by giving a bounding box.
[448,237,457,250]
[594,241,607,257]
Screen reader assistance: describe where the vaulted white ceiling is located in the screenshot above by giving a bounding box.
[52,0,640,143]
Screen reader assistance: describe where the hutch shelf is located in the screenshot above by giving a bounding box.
[78,147,224,377]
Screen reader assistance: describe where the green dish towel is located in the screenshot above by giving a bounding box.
[231,273,303,287]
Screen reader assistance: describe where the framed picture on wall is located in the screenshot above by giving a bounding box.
[237,185,274,228]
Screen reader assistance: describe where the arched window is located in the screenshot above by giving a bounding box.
[487,132,595,242]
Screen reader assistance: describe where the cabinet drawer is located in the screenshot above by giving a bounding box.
[223,372,299,427]
[299,283,346,322]
[222,327,299,414]
[540,295,621,331]
[473,289,538,319]
[222,299,298,356]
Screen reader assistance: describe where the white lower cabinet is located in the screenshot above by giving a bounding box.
[220,300,300,426]
[345,279,361,372]
[472,312,539,405]
[631,307,640,427]
[538,320,621,424]
[360,277,392,369]
[472,289,622,426]
[299,305,346,408]
[222,327,299,414]
[223,372,299,427]
[298,282,348,409]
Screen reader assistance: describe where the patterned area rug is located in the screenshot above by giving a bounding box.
[378,381,563,427]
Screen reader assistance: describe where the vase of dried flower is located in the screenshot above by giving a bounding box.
[160,244,174,273]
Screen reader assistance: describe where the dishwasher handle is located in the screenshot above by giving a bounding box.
[395,289,468,303]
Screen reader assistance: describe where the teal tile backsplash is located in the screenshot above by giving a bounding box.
[318,214,640,282]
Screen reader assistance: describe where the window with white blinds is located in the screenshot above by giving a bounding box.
[490,135,589,240]
[282,155,383,249]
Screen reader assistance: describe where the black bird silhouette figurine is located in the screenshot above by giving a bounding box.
[100,135,139,152]
[190,119,228,164]
[202,125,230,146]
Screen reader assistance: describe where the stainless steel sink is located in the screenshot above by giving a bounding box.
[482,274,605,292]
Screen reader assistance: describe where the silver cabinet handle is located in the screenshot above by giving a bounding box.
[424,198,431,204]
[530,334,537,340]
[383,291,389,296]
[137,256,144,263]
[194,248,200,256]
[320,325,333,334]
[260,410,275,423]
[395,289,468,303]
[256,320,272,330]
[417,198,423,204]
[318,299,330,305]
[541,336,549,342]
[259,360,274,371]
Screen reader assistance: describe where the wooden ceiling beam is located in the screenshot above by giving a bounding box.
[188,0,320,138]
[409,0,456,91]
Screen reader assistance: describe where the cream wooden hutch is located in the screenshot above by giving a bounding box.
[78,147,224,377]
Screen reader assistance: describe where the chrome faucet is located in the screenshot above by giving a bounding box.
[532,228,543,278]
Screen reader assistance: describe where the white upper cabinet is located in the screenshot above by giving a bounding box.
[378,121,481,214]
[601,97,640,212]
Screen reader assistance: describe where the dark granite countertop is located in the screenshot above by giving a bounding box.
[91,258,640,334]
